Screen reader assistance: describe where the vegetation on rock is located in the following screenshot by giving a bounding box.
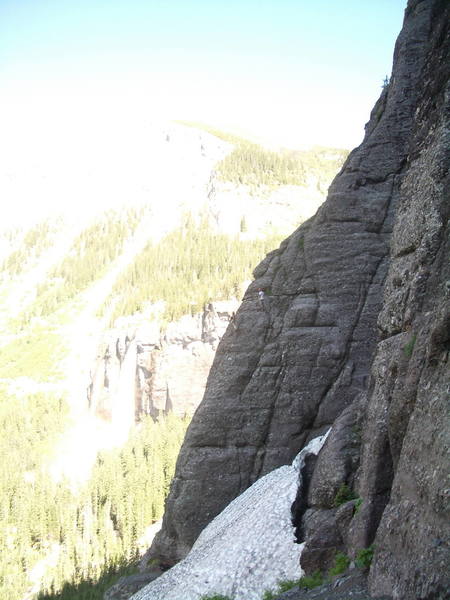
[262,571,326,599]
[403,334,417,358]
[328,551,350,577]
[298,570,324,590]
[263,577,304,599]
[333,483,358,507]
[355,545,375,571]
[353,497,363,513]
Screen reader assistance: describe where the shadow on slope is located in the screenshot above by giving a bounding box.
[36,561,138,600]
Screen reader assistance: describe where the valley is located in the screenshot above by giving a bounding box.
[0,123,345,599]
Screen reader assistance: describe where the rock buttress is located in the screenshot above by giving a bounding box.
[295,2,449,598]
[361,1,450,596]
[150,0,448,570]
[151,1,422,567]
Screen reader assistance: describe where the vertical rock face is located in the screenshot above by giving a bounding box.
[151,1,443,568]
[134,302,238,419]
[361,2,450,596]
[87,301,238,422]
[150,3,450,593]
[296,2,450,598]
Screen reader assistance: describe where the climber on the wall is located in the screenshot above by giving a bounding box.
[258,288,266,310]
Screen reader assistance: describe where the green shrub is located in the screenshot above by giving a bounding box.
[328,551,350,577]
[355,545,375,570]
[200,595,232,600]
[277,579,301,593]
[333,483,358,507]
[262,591,277,600]
[262,578,302,599]
[354,497,363,513]
[298,570,324,589]
[351,423,362,439]
[403,334,417,358]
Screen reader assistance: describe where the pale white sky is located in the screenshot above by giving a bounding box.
[0,0,406,227]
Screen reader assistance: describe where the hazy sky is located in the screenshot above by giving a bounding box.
[0,0,405,147]
[0,1,406,227]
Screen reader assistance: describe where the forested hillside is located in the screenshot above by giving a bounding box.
[103,216,283,324]
[0,384,189,600]
[0,208,285,599]
[0,123,348,599]
[177,121,348,189]
[216,141,347,188]
[1,220,57,277]
[14,208,144,327]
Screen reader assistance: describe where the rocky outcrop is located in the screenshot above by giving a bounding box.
[150,0,422,567]
[271,572,391,600]
[104,573,162,600]
[148,2,449,596]
[296,2,450,598]
[358,2,449,595]
[87,300,238,422]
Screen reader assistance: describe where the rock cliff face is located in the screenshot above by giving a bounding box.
[87,300,238,422]
[149,1,449,597]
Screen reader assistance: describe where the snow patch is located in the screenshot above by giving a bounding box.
[132,430,330,600]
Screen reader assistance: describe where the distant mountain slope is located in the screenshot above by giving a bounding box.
[0,122,348,599]
[0,123,347,393]
[177,121,348,189]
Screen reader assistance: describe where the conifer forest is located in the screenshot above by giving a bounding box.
[0,129,345,599]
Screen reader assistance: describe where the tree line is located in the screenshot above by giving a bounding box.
[1,220,56,277]
[18,208,144,324]
[176,121,348,189]
[0,386,189,600]
[103,216,283,324]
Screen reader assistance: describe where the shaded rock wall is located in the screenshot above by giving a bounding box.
[295,2,449,598]
[150,4,449,597]
[150,0,425,565]
[363,1,450,595]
